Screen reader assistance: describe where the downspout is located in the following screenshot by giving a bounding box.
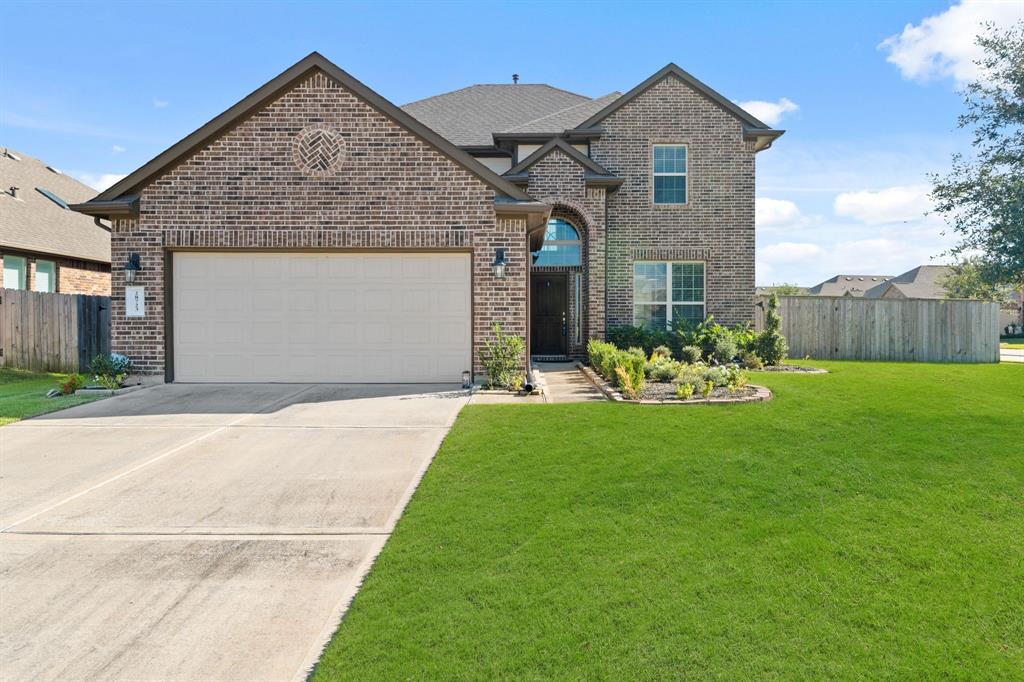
[523,229,535,393]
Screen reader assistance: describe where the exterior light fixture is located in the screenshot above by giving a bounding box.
[462,370,472,389]
[124,252,141,284]
[491,248,508,279]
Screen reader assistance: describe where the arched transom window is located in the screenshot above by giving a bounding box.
[533,218,581,266]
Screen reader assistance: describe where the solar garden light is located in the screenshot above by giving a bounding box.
[124,252,142,284]
[491,248,508,279]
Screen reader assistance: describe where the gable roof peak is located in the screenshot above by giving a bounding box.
[574,61,778,134]
[75,52,532,215]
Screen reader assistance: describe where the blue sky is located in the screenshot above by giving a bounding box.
[3,0,1021,285]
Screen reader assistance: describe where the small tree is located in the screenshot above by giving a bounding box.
[755,294,788,366]
[478,323,525,390]
[770,283,803,296]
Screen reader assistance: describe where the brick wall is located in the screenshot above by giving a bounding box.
[112,69,526,378]
[0,251,110,296]
[591,76,756,327]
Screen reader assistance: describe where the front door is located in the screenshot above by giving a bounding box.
[531,273,568,355]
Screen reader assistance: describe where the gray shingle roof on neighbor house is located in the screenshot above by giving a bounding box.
[0,149,110,263]
[401,84,620,147]
[808,274,894,297]
[863,265,951,299]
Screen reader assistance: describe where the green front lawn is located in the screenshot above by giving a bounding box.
[0,369,103,425]
[1002,342,1024,349]
[315,361,1024,679]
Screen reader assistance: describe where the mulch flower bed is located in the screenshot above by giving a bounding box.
[641,382,759,402]
[755,365,828,373]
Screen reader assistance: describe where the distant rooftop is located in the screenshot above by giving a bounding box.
[864,265,951,299]
[808,274,894,297]
[402,84,620,147]
[0,148,110,263]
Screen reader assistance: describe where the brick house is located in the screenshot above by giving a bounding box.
[2,149,111,296]
[72,53,782,383]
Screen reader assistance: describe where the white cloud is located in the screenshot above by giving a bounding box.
[111,145,126,154]
[152,99,169,108]
[738,97,799,126]
[757,195,802,229]
[833,184,933,225]
[879,0,1024,85]
[760,242,823,263]
[76,172,127,192]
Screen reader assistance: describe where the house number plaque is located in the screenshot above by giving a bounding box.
[125,286,145,317]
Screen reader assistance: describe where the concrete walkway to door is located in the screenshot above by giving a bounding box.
[0,382,467,681]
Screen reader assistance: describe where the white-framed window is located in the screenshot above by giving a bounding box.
[3,255,27,290]
[653,144,687,205]
[35,259,56,292]
[633,261,705,329]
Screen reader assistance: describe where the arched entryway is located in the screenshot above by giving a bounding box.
[531,214,586,358]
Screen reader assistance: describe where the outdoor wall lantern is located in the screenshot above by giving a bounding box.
[491,248,508,279]
[462,370,472,389]
[124,253,142,284]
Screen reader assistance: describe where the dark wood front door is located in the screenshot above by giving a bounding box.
[531,274,568,355]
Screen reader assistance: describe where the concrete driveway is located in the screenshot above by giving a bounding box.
[0,383,468,681]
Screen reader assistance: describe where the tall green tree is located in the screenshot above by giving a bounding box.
[930,22,1024,288]
[939,257,1020,307]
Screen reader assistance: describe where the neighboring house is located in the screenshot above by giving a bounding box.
[71,53,782,383]
[1,149,111,295]
[863,265,950,299]
[806,274,893,297]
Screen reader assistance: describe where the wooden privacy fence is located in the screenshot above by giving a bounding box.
[754,296,1000,363]
[0,288,111,373]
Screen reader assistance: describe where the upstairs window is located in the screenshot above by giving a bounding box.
[653,144,687,205]
[532,218,581,266]
[634,261,704,329]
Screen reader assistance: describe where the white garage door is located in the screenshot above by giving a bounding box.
[172,252,471,383]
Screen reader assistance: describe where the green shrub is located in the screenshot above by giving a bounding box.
[740,351,764,370]
[755,294,788,366]
[650,345,673,361]
[88,354,131,390]
[57,374,86,395]
[587,339,619,380]
[478,323,525,390]
[699,380,714,399]
[711,336,738,364]
[646,357,682,382]
[608,325,677,358]
[675,382,695,400]
[614,366,641,400]
[679,345,703,364]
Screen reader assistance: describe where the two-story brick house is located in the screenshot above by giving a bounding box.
[72,53,781,384]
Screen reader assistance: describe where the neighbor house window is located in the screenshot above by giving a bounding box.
[633,261,704,329]
[653,144,687,204]
[35,260,56,292]
[3,255,27,290]
[532,218,582,266]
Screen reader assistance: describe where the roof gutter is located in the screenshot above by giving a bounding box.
[743,127,785,153]
[69,194,140,220]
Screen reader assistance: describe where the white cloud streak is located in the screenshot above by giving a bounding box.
[738,97,799,126]
[75,172,127,192]
[879,0,1024,85]
[833,184,933,225]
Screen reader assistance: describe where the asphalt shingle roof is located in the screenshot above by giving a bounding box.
[808,274,894,297]
[863,265,951,299]
[401,84,619,147]
[0,149,110,263]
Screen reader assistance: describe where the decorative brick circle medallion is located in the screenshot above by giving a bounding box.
[292,125,346,177]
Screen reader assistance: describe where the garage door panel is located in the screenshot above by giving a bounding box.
[174,253,471,383]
